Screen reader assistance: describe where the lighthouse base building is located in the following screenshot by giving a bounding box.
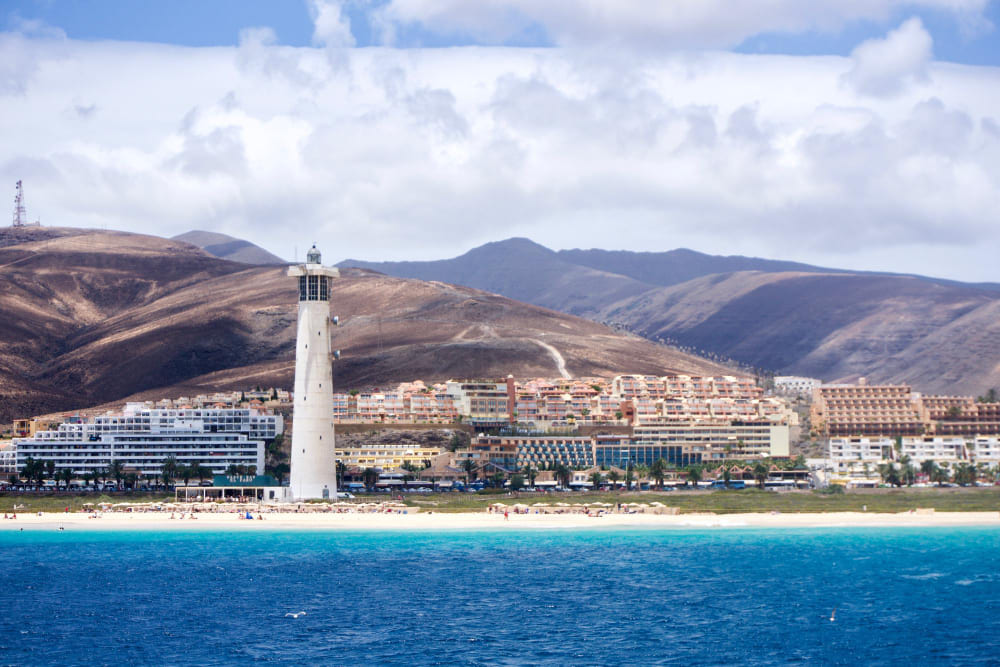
[287,245,340,500]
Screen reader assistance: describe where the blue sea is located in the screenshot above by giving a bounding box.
[1,527,998,665]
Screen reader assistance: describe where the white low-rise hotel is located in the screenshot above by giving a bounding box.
[971,437,1000,462]
[14,406,281,477]
[828,435,972,463]
[828,437,894,462]
[899,436,966,462]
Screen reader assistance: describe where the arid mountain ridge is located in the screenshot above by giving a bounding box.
[0,227,730,421]
[342,238,1000,396]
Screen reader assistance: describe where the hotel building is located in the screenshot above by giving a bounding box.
[335,443,443,472]
[13,406,281,477]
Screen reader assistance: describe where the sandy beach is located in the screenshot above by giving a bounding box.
[2,510,999,532]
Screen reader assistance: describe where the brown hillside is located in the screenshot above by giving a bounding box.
[0,230,733,420]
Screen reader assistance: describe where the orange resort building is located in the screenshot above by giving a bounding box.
[329,374,792,428]
[812,381,1000,439]
[12,404,282,479]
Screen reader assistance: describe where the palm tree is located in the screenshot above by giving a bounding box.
[553,464,572,489]
[335,461,347,488]
[954,462,976,486]
[608,469,621,490]
[722,465,732,489]
[752,462,769,489]
[489,471,506,489]
[362,467,379,490]
[686,466,702,488]
[45,460,56,483]
[510,473,525,492]
[920,459,938,483]
[178,465,193,487]
[58,468,73,489]
[930,466,950,487]
[20,457,38,486]
[523,465,539,488]
[633,464,649,491]
[161,455,178,489]
[272,463,290,484]
[191,462,211,485]
[878,462,901,487]
[649,458,667,490]
[460,459,478,486]
[898,455,916,486]
[109,461,126,489]
[624,462,634,491]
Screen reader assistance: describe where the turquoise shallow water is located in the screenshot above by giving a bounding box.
[0,527,998,665]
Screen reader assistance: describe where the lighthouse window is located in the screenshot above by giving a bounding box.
[308,275,319,300]
[298,276,308,301]
[319,277,329,300]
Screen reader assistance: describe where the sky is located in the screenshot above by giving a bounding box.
[2,1,1000,281]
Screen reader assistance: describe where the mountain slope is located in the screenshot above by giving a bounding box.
[340,238,1000,394]
[172,230,285,265]
[0,230,732,421]
[557,247,845,288]
[598,272,1000,393]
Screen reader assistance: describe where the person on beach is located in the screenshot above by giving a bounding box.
[504,510,509,521]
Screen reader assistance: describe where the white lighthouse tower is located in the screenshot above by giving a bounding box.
[287,244,339,499]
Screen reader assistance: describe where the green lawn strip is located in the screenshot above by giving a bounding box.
[399,489,1000,514]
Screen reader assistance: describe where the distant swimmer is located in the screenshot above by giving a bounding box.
[830,607,837,622]
[285,611,307,619]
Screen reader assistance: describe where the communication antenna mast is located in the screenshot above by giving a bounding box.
[12,180,26,227]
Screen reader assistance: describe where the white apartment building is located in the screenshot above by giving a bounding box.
[971,437,1000,462]
[14,407,281,477]
[900,436,966,463]
[774,376,822,397]
[828,437,894,462]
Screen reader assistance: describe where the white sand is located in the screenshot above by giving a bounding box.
[2,510,999,532]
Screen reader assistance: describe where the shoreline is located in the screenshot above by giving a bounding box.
[2,510,999,532]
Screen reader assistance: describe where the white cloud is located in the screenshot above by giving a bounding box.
[844,17,933,96]
[371,0,989,48]
[1,30,999,280]
[308,0,356,47]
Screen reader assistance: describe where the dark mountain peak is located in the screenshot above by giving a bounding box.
[172,230,285,265]
[476,237,556,254]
